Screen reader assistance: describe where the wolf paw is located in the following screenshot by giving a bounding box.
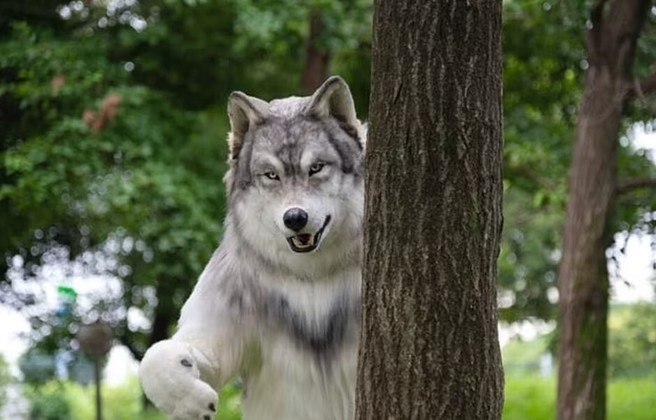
[169,378,218,420]
[139,340,219,420]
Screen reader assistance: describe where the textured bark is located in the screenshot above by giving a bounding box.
[557,1,651,419]
[301,12,330,94]
[357,1,504,419]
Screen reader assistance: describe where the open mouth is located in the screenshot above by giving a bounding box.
[286,215,332,253]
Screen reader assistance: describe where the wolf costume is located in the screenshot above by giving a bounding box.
[139,76,365,420]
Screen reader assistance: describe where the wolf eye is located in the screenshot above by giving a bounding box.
[264,171,279,181]
[309,162,325,176]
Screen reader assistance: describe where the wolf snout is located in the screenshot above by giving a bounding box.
[283,207,309,232]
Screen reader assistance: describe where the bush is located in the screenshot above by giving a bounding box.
[24,382,71,420]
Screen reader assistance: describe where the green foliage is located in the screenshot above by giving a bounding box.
[0,22,121,259]
[499,0,656,322]
[609,303,656,378]
[499,189,562,321]
[498,0,584,322]
[0,18,228,359]
[24,382,71,420]
[0,0,374,362]
[0,355,11,409]
[114,0,246,108]
[502,333,554,376]
[107,0,372,108]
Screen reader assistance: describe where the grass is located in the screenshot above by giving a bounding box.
[608,377,656,420]
[68,375,655,420]
[503,376,556,419]
[56,378,242,420]
[503,375,656,420]
[23,371,655,419]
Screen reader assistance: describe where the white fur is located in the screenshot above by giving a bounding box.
[139,222,361,419]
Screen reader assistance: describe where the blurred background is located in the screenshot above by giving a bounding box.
[0,0,654,419]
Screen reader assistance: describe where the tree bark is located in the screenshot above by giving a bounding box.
[301,12,330,94]
[357,1,504,419]
[557,1,651,419]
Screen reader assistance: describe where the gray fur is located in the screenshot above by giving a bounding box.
[227,77,364,196]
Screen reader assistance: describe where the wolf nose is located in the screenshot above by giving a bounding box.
[283,208,308,232]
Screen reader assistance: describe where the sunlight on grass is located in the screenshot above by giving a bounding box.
[503,376,656,420]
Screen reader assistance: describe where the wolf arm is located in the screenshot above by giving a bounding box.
[139,262,246,418]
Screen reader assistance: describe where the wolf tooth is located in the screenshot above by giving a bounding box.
[139,76,365,420]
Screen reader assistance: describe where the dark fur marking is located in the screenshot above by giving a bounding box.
[276,141,299,178]
[309,112,362,150]
[233,129,257,191]
[323,122,356,174]
[263,292,358,358]
[331,114,362,148]
[338,121,363,150]
[229,291,244,313]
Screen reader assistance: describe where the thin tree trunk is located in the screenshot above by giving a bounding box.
[149,276,181,346]
[557,1,650,419]
[94,357,103,420]
[357,1,504,418]
[301,12,330,94]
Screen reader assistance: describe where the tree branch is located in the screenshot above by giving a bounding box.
[624,72,656,101]
[616,178,656,196]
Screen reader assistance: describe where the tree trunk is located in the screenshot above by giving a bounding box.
[301,12,330,94]
[557,1,650,419]
[148,306,173,346]
[357,1,504,419]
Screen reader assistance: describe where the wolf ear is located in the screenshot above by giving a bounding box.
[306,76,359,137]
[227,92,270,159]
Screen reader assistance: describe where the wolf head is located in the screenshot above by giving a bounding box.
[224,77,365,273]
